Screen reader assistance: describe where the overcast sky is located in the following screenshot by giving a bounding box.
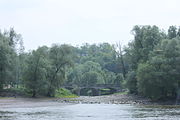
[0,0,180,50]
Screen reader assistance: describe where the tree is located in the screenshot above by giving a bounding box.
[137,37,180,100]
[177,27,180,37]
[67,61,105,87]
[46,44,73,96]
[168,26,177,39]
[0,33,10,90]
[66,65,82,86]
[81,71,100,86]
[103,70,116,84]
[116,42,126,77]
[137,63,162,100]
[126,71,137,94]
[124,25,164,93]
[24,46,49,97]
[0,28,21,90]
[113,73,124,87]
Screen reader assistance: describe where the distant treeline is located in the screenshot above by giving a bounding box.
[0,26,180,100]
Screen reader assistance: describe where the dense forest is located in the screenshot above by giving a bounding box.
[0,25,180,100]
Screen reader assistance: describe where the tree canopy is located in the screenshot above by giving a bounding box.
[1,26,180,100]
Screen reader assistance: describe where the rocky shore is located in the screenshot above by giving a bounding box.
[54,94,152,105]
[1,94,178,107]
[54,94,180,105]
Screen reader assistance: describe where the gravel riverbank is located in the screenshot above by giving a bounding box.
[54,94,152,105]
[0,94,178,107]
[55,94,179,105]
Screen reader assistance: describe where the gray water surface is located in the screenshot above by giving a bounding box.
[1,103,180,120]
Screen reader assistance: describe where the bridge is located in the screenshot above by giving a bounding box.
[62,84,121,96]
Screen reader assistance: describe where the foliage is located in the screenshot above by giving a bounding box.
[137,63,163,100]
[81,71,100,86]
[134,26,180,100]
[23,46,49,97]
[55,88,77,98]
[0,28,22,90]
[22,45,74,97]
[46,44,73,97]
[1,26,180,100]
[126,71,137,94]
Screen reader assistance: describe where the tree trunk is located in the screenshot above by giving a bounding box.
[32,89,36,97]
[117,42,126,78]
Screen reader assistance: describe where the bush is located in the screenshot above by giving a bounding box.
[55,88,78,98]
[100,88,111,95]
[126,71,137,94]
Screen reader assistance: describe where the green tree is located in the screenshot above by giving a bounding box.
[115,42,126,77]
[168,26,177,39]
[46,44,73,96]
[126,71,137,93]
[24,46,49,97]
[67,61,105,87]
[81,71,100,86]
[137,63,162,99]
[0,28,21,90]
[137,38,180,100]
[0,33,10,90]
[124,25,164,93]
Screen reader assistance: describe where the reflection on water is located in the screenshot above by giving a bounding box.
[0,104,180,120]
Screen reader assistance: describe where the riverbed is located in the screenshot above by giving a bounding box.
[0,98,180,120]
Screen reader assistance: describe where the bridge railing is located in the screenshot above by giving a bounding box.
[63,84,120,88]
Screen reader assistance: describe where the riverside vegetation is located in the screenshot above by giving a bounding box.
[0,26,180,103]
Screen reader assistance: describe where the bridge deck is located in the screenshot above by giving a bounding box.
[63,84,121,89]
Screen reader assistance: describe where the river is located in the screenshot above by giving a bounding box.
[1,103,180,120]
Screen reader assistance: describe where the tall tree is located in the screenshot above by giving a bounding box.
[0,33,11,90]
[125,25,164,93]
[137,38,180,99]
[116,42,126,77]
[0,28,21,90]
[46,44,73,96]
[168,26,177,39]
[24,46,49,97]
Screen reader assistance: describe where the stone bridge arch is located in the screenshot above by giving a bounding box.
[63,84,121,96]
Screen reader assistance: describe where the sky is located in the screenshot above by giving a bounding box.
[0,0,180,51]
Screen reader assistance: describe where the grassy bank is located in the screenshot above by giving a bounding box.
[0,87,78,98]
[55,88,78,98]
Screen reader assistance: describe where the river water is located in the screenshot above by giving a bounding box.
[1,103,180,120]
